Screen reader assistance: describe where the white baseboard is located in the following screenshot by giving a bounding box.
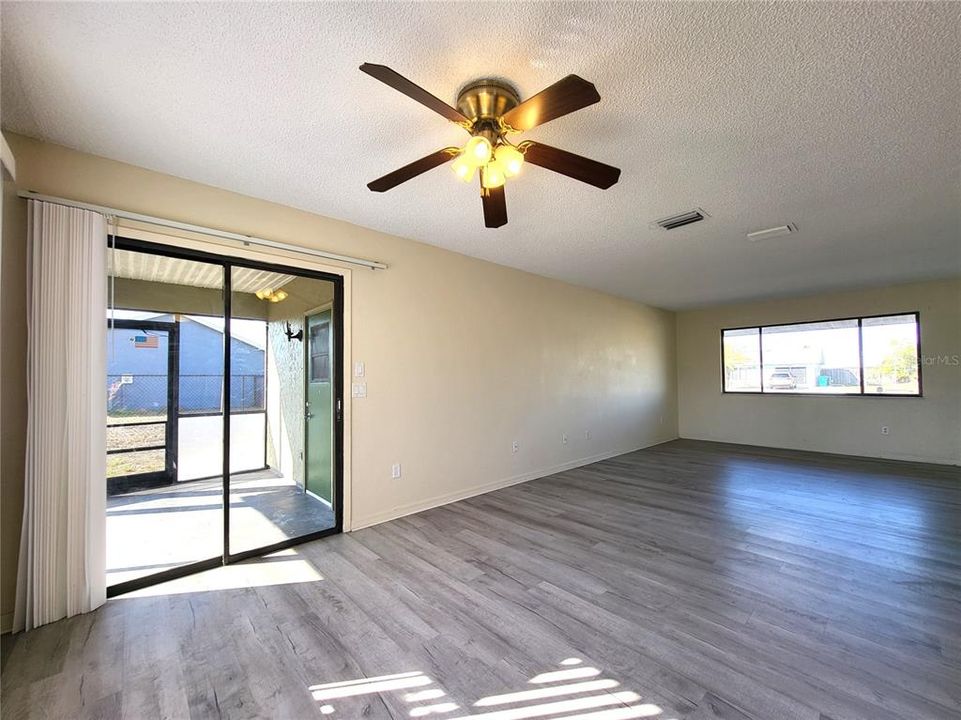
[679,434,960,467]
[350,436,677,531]
[883,450,960,466]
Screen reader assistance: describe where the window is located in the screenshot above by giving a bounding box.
[722,313,920,396]
[861,314,921,395]
[762,318,860,393]
[723,328,761,392]
[309,320,330,382]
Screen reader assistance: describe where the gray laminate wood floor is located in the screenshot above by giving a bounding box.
[2,439,960,720]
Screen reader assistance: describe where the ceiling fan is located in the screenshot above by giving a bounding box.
[360,63,621,229]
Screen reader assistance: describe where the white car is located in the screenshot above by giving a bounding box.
[768,371,797,390]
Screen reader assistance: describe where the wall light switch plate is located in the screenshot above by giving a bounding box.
[354,361,365,377]
[352,383,367,398]
[391,463,401,479]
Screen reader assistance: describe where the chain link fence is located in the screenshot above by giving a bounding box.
[107,373,265,418]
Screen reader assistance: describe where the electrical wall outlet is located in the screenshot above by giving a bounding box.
[351,383,367,398]
[511,441,519,454]
[881,426,890,435]
[562,433,568,444]
[585,430,592,440]
[391,463,401,479]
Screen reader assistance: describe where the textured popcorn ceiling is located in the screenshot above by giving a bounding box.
[2,2,958,309]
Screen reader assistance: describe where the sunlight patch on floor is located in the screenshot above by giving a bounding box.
[308,659,668,720]
[310,672,433,701]
[529,667,601,684]
[474,680,620,707]
[410,702,461,717]
[455,690,642,719]
[115,549,323,597]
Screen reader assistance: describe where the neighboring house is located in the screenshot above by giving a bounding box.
[107,315,265,416]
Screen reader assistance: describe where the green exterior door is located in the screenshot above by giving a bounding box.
[305,309,333,503]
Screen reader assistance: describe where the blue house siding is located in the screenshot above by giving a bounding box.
[106,328,170,416]
[107,317,265,416]
[178,320,265,412]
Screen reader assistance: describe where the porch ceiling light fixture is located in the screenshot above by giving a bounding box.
[255,287,288,303]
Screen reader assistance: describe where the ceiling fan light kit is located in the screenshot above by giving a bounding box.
[360,63,621,228]
[494,145,525,177]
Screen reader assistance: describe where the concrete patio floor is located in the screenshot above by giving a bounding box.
[106,469,335,587]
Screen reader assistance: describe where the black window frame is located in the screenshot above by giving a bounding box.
[720,311,922,397]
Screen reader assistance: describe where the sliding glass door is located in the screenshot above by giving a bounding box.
[227,266,339,557]
[105,251,225,589]
[106,239,342,595]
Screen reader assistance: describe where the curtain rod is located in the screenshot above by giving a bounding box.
[17,190,388,270]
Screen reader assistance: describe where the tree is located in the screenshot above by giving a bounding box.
[724,345,752,372]
[878,339,918,383]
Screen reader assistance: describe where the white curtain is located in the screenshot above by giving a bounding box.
[14,200,107,632]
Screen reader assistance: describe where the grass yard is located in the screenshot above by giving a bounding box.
[107,415,166,477]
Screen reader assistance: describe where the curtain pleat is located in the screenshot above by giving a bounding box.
[14,200,107,632]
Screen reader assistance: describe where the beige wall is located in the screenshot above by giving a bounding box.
[1,137,28,634]
[0,134,678,626]
[677,278,961,464]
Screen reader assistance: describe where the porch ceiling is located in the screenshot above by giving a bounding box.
[111,249,295,295]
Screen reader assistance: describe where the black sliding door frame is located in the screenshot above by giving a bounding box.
[106,236,345,597]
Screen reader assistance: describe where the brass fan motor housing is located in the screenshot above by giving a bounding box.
[456,79,521,136]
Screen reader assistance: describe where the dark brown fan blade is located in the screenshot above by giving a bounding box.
[482,186,507,228]
[360,63,469,124]
[501,75,600,131]
[367,149,456,192]
[522,142,620,189]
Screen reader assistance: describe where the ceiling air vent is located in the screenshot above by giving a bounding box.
[746,224,797,241]
[655,208,707,230]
